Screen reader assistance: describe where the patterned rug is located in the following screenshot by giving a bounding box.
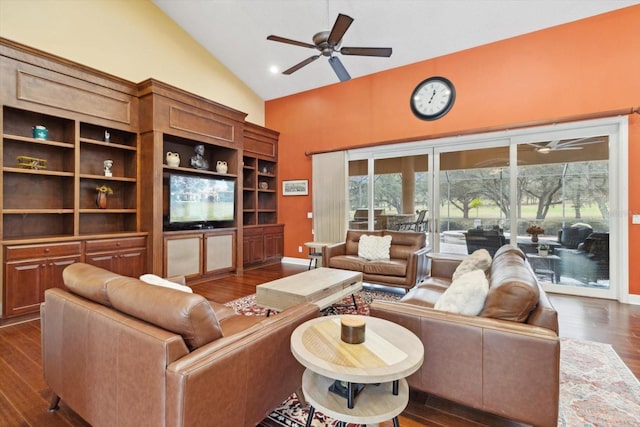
[226,292,640,427]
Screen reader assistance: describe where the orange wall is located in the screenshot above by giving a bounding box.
[266,6,640,295]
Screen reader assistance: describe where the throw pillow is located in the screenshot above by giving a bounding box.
[452,249,492,280]
[434,269,489,316]
[357,234,392,260]
[139,274,193,293]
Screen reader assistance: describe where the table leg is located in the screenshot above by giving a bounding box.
[351,293,358,310]
[305,406,315,427]
[393,379,399,395]
[347,381,355,409]
[393,415,400,427]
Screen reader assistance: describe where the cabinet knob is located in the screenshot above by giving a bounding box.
[44,248,50,253]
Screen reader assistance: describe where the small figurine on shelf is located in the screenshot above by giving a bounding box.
[104,130,111,143]
[103,159,113,177]
[216,160,228,173]
[190,144,209,170]
[32,125,48,140]
[95,185,113,209]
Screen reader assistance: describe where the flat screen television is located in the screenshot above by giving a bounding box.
[168,174,235,228]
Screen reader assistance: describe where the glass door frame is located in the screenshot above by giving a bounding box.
[347,116,628,301]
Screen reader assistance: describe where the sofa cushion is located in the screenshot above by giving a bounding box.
[63,262,122,306]
[328,255,367,272]
[434,269,489,316]
[452,249,492,280]
[358,234,392,260]
[106,277,223,351]
[481,257,539,322]
[345,230,383,255]
[363,259,407,277]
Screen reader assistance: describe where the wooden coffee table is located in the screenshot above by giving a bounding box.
[290,315,424,426]
[256,267,363,315]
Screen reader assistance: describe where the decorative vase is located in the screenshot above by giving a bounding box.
[166,151,180,167]
[531,234,539,243]
[96,191,108,209]
[538,249,548,257]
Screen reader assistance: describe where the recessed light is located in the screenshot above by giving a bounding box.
[269,65,279,74]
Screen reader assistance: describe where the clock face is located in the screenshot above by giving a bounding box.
[410,77,456,120]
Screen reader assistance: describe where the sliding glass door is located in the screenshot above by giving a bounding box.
[346,117,626,299]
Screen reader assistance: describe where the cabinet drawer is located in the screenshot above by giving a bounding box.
[5,242,82,261]
[85,237,146,253]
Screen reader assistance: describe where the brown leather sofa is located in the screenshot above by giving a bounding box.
[370,245,560,427]
[322,229,429,291]
[41,263,319,427]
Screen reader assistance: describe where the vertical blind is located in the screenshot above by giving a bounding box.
[312,151,347,243]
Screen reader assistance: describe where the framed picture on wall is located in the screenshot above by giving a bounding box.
[282,179,308,196]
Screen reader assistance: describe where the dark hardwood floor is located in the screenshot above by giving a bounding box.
[1,262,639,427]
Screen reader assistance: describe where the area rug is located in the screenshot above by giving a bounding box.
[226,293,640,427]
[224,286,403,317]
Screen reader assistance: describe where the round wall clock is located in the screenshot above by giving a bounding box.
[410,76,456,120]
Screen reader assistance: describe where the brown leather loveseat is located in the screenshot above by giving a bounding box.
[370,245,560,427]
[41,263,319,427]
[322,229,429,291]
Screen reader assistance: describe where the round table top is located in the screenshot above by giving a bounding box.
[290,315,424,384]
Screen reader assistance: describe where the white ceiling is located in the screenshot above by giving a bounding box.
[152,0,638,101]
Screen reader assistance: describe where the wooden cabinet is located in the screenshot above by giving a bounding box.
[84,236,147,278]
[242,123,279,226]
[1,40,141,318]
[1,40,283,315]
[138,79,246,277]
[243,225,283,267]
[164,229,236,279]
[3,242,81,317]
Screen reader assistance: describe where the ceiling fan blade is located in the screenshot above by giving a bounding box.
[329,56,351,82]
[327,13,354,46]
[267,35,316,49]
[282,55,320,75]
[340,47,392,57]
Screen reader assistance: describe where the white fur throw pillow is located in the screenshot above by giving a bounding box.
[452,249,492,280]
[358,234,392,260]
[434,269,489,316]
[139,274,193,293]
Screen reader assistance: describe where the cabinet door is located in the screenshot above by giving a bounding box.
[84,252,118,272]
[264,233,284,259]
[164,235,202,278]
[117,248,147,278]
[4,260,45,317]
[204,233,235,274]
[85,248,147,277]
[4,255,80,317]
[243,235,264,264]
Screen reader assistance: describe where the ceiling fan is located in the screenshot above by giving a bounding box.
[267,13,392,82]
[527,137,606,154]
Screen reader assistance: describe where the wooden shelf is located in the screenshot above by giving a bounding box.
[3,209,74,214]
[3,133,74,149]
[2,167,75,177]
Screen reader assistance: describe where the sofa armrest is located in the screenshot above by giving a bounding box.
[406,246,431,286]
[322,242,346,267]
[370,300,559,427]
[427,253,465,279]
[165,302,319,427]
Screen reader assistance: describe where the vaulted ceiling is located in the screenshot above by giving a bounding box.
[152,0,639,100]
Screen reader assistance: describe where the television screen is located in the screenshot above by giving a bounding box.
[169,174,235,224]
